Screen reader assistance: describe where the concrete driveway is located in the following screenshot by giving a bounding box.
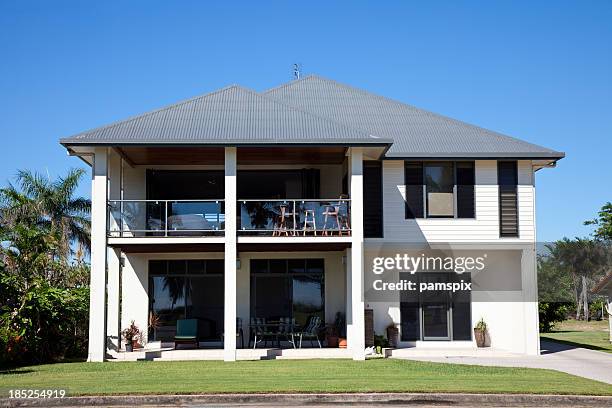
[398,340,612,384]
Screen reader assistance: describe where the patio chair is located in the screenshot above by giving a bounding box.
[221,317,244,349]
[250,317,275,349]
[276,317,297,349]
[297,316,322,348]
[174,318,198,349]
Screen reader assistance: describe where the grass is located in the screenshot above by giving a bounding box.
[1,359,611,397]
[541,319,612,353]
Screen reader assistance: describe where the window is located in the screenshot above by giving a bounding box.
[250,259,324,327]
[425,162,454,217]
[364,161,384,237]
[148,259,224,342]
[498,161,519,237]
[404,161,475,219]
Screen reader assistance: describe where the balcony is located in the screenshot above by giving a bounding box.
[107,198,352,239]
[108,200,225,237]
[239,199,351,236]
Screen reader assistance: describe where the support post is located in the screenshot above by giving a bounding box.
[224,147,237,361]
[349,147,365,360]
[522,245,540,355]
[106,149,121,351]
[88,147,108,362]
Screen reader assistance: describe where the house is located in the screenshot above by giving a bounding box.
[60,75,564,362]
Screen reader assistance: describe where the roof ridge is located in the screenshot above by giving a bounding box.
[245,84,382,140]
[266,75,562,153]
[62,84,244,139]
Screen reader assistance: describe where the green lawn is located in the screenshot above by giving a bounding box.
[1,359,611,396]
[541,319,612,353]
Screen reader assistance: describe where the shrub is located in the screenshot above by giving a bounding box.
[539,302,570,332]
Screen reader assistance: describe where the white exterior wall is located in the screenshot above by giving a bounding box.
[105,156,540,357]
[381,160,535,243]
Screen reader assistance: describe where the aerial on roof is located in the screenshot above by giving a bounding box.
[60,75,564,160]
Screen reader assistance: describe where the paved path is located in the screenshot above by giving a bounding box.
[399,340,612,384]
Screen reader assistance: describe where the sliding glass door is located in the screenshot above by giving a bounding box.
[250,259,324,327]
[148,259,224,341]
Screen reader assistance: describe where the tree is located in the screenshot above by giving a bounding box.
[0,169,91,365]
[1,168,91,262]
[547,238,608,320]
[585,202,612,241]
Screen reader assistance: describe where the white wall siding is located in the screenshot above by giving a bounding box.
[380,160,536,243]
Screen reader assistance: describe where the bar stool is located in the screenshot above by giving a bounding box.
[273,203,291,236]
[322,203,341,236]
[303,208,317,236]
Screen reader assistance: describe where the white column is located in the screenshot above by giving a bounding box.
[106,248,121,351]
[224,147,237,361]
[349,147,365,360]
[522,246,540,355]
[106,150,121,351]
[88,147,108,362]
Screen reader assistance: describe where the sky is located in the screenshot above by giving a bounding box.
[0,1,610,242]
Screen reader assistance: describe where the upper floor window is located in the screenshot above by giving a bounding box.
[405,161,475,219]
[425,162,454,217]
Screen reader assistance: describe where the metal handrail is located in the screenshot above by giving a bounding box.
[239,199,351,234]
[107,199,226,237]
[108,199,224,203]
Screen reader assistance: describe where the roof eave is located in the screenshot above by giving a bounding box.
[382,151,565,160]
[60,139,394,148]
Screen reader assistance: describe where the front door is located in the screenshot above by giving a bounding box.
[421,273,451,340]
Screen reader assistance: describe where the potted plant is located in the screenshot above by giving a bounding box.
[374,334,389,355]
[386,323,398,348]
[334,312,347,348]
[122,320,141,352]
[148,311,160,342]
[473,318,487,347]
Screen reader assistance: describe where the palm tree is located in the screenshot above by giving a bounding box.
[0,168,90,261]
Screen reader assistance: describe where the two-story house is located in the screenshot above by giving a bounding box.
[60,75,564,362]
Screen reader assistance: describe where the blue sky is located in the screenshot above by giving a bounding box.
[0,1,610,241]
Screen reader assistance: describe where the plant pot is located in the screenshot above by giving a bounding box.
[474,329,486,347]
[125,342,133,352]
[375,345,382,355]
[326,335,339,348]
[338,338,347,348]
[386,326,398,348]
[132,339,140,349]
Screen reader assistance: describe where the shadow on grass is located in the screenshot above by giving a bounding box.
[540,336,610,353]
[0,369,34,376]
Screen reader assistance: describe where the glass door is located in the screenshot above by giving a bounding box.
[421,273,450,340]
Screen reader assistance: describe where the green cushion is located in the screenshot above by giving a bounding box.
[175,319,198,338]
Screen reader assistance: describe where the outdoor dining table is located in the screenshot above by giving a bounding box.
[248,321,300,348]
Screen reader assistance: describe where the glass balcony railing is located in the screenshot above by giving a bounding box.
[108,200,225,237]
[239,199,351,236]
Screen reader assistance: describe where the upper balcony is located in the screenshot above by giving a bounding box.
[107,198,351,238]
[101,145,378,247]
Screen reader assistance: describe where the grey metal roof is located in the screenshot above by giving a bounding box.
[264,75,564,159]
[60,85,387,146]
[61,75,563,160]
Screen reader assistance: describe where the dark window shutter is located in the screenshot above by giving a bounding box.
[456,162,475,218]
[404,162,424,219]
[498,161,518,237]
[364,161,383,238]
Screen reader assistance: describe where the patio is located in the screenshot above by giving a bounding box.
[108,347,351,361]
